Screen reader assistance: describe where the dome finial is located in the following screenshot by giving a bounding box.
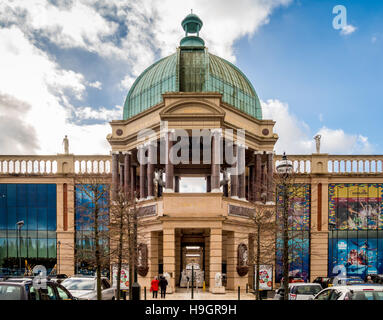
[180,12,205,47]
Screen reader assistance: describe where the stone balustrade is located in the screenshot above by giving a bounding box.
[0,155,112,175]
[274,154,383,175]
[327,155,383,174]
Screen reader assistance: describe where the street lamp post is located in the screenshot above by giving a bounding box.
[57,241,61,274]
[16,220,25,275]
[276,153,293,301]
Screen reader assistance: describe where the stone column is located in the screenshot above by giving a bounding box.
[165,130,174,192]
[111,152,119,201]
[130,165,136,199]
[230,144,238,198]
[211,129,221,192]
[266,152,274,203]
[238,144,246,200]
[123,152,131,196]
[255,152,262,201]
[138,145,147,200]
[147,142,155,199]
[163,227,176,293]
[210,228,225,293]
[174,176,180,193]
[206,175,211,193]
[248,166,253,201]
[119,163,124,191]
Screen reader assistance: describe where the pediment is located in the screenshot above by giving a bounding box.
[160,99,225,118]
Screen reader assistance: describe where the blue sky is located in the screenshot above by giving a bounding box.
[0,0,381,155]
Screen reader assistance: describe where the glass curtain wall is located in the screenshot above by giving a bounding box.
[0,184,56,275]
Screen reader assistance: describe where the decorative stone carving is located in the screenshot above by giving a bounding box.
[137,243,149,277]
[215,272,222,287]
[236,243,249,277]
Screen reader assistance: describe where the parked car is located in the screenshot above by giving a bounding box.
[273,283,322,300]
[61,275,115,300]
[281,276,305,284]
[313,277,330,289]
[48,274,68,284]
[327,276,364,287]
[0,277,76,300]
[313,285,383,300]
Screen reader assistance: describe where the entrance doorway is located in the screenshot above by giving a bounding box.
[176,228,209,288]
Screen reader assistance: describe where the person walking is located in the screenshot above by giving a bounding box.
[150,276,159,298]
[159,275,168,299]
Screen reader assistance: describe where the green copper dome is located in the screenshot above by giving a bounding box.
[123,13,262,120]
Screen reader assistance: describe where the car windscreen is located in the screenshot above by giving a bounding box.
[350,291,383,300]
[0,284,22,300]
[294,285,322,295]
[61,279,95,290]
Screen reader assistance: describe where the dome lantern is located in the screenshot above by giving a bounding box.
[180,11,205,47]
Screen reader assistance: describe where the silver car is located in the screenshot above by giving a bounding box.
[61,276,115,300]
[313,285,383,300]
[273,283,322,300]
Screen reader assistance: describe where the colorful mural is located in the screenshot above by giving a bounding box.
[329,234,383,278]
[276,184,311,282]
[328,183,383,230]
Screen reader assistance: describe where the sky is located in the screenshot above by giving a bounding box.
[0,0,382,156]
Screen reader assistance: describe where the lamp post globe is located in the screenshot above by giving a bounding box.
[276,152,293,175]
[16,220,24,275]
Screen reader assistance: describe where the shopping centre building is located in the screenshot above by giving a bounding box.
[1,14,383,293]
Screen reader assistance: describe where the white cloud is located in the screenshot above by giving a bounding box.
[0,26,110,155]
[74,105,123,122]
[261,99,373,155]
[87,81,102,90]
[0,0,294,155]
[340,24,357,35]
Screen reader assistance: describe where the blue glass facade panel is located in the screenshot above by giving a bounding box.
[0,184,57,273]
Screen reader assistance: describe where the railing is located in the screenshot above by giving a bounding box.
[73,156,111,174]
[0,155,111,175]
[327,155,383,174]
[274,154,383,175]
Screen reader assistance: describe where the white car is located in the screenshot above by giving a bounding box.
[273,283,322,300]
[61,276,115,300]
[313,285,383,300]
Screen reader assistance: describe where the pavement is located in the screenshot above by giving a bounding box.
[144,288,263,300]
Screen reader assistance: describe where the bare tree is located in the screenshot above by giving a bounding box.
[249,201,277,300]
[75,177,110,300]
[274,159,310,300]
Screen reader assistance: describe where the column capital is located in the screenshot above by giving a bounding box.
[254,150,263,155]
[211,128,223,135]
[122,151,132,155]
[111,151,121,155]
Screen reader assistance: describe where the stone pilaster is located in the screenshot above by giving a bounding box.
[210,228,225,293]
[163,228,175,293]
[211,129,221,192]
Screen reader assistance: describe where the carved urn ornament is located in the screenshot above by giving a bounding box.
[236,243,249,277]
[137,243,149,277]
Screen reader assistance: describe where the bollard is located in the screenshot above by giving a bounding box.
[144,287,147,300]
[246,283,248,293]
[238,286,240,300]
[132,282,141,300]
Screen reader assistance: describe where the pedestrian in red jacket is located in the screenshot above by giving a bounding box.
[150,276,159,298]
